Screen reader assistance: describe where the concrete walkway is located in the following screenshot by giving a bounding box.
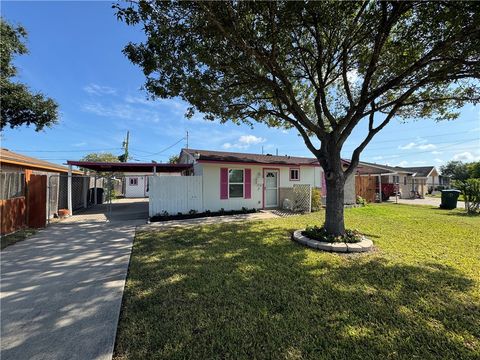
[388,197,465,209]
[1,215,144,359]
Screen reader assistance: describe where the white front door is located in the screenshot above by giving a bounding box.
[264,170,279,207]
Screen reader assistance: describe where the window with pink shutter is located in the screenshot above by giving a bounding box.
[244,169,251,199]
[220,168,228,199]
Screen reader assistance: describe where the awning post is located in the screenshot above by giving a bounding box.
[67,164,73,215]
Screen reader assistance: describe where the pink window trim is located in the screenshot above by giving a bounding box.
[289,167,300,181]
[244,168,251,199]
[220,168,228,199]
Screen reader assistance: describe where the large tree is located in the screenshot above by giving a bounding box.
[116,1,480,235]
[0,18,58,131]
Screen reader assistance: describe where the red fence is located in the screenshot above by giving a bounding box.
[0,197,27,235]
[0,170,48,235]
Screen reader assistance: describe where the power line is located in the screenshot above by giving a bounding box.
[132,137,186,159]
[9,148,122,153]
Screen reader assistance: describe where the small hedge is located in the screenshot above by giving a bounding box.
[302,225,363,243]
[150,208,257,222]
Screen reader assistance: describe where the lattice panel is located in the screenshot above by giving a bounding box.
[293,184,312,213]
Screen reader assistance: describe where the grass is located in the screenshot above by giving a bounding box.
[1,228,36,250]
[114,204,480,360]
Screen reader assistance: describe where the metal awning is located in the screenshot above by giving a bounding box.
[66,161,192,173]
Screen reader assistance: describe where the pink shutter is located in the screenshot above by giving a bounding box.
[321,170,327,196]
[244,169,251,199]
[220,168,228,199]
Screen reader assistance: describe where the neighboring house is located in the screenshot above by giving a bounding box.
[0,148,82,234]
[356,161,441,198]
[178,148,356,211]
[124,172,181,198]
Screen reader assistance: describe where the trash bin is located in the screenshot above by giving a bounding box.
[440,189,461,209]
[89,188,104,204]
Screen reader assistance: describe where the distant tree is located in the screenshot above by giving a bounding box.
[80,152,120,176]
[116,1,480,235]
[168,155,180,164]
[0,18,58,131]
[467,161,480,179]
[440,161,470,181]
[81,152,120,163]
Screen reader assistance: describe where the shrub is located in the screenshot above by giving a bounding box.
[453,179,480,214]
[311,188,322,212]
[302,225,363,243]
[188,209,197,215]
[160,210,169,217]
[356,195,367,206]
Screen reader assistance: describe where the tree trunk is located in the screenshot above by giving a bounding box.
[324,174,346,236]
[321,150,347,236]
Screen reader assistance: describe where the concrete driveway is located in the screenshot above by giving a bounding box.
[0,199,147,360]
[389,197,465,209]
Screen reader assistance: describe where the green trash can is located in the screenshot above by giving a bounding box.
[440,189,461,209]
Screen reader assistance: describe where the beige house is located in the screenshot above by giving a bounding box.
[358,162,441,198]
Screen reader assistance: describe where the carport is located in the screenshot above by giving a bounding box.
[65,161,192,220]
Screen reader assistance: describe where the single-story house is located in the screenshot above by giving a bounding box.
[124,171,181,198]
[178,148,356,211]
[0,148,82,234]
[356,161,443,198]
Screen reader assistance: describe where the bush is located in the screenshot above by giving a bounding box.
[356,195,367,206]
[453,179,480,214]
[311,188,322,212]
[302,225,363,243]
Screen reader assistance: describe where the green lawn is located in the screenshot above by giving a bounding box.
[114,204,480,360]
[1,228,36,250]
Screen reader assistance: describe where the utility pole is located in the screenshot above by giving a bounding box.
[186,130,189,149]
[120,131,129,162]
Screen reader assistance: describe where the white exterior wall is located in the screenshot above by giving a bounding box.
[198,163,322,211]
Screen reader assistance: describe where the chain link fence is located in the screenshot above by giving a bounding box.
[46,174,128,222]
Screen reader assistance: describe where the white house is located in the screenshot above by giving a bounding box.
[176,148,356,212]
[124,171,181,198]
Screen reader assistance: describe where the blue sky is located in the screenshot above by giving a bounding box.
[2,1,479,168]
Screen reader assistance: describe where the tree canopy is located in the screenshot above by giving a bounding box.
[0,18,58,131]
[441,160,480,181]
[116,1,480,235]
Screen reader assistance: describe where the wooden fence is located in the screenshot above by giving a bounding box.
[0,197,27,235]
[355,176,377,203]
[1,171,48,235]
[149,176,203,216]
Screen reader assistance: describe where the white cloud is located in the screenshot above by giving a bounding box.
[222,135,266,150]
[453,151,480,161]
[346,69,360,84]
[238,135,265,145]
[83,84,117,96]
[73,142,87,147]
[412,160,427,165]
[399,140,436,151]
[82,102,161,123]
[417,143,436,150]
[399,142,416,150]
[434,158,443,163]
[395,160,409,167]
[431,150,442,155]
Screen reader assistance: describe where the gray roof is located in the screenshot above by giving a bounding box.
[357,161,436,177]
[181,148,321,166]
[397,166,436,177]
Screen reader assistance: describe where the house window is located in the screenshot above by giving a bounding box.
[290,168,300,181]
[228,169,244,198]
[393,175,399,183]
[129,177,138,186]
[403,176,407,185]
